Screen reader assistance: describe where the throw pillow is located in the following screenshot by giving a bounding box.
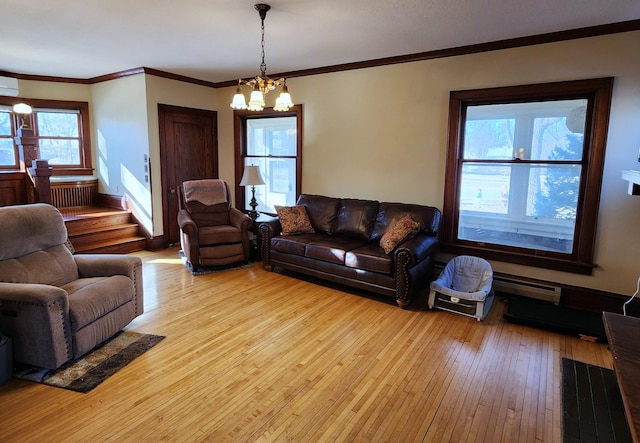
[380,215,421,254]
[275,205,315,235]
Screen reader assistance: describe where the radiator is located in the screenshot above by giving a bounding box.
[50,177,98,208]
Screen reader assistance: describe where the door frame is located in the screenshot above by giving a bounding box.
[158,103,218,248]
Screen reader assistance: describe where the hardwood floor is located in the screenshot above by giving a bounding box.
[0,247,613,442]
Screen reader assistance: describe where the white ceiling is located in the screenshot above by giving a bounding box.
[2,0,640,84]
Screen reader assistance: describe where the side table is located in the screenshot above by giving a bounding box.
[249,214,277,262]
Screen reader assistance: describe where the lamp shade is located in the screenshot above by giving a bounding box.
[239,165,265,186]
[230,86,248,110]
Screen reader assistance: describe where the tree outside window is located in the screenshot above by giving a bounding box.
[442,78,613,274]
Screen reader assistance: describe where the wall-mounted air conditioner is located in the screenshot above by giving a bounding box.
[0,76,19,97]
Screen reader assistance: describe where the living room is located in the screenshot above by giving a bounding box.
[1,1,640,441]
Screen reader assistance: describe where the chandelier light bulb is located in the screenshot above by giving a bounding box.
[248,88,266,111]
[274,84,293,111]
[230,85,248,110]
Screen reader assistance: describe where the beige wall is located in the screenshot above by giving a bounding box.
[144,75,218,236]
[218,30,640,295]
[91,75,153,234]
[14,30,640,296]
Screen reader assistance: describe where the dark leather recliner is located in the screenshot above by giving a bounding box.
[177,179,253,271]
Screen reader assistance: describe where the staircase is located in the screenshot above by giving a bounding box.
[61,206,147,254]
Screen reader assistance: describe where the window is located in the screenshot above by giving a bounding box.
[0,108,17,167]
[0,98,92,174]
[442,78,613,274]
[234,105,303,214]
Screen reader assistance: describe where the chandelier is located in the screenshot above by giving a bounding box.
[230,4,293,112]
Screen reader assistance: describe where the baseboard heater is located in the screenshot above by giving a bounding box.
[433,263,561,305]
[492,276,561,305]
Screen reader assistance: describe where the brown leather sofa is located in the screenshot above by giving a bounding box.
[259,194,442,307]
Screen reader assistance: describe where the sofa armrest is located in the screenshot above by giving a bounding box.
[0,282,72,369]
[258,219,282,268]
[74,254,144,316]
[393,234,439,308]
[394,233,439,265]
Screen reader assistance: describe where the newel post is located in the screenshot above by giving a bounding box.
[14,126,52,204]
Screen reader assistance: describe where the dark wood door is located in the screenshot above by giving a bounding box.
[159,104,217,247]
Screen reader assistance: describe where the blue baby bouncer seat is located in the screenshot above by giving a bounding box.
[428,255,494,321]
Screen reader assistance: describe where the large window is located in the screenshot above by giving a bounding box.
[234,105,302,214]
[0,98,92,174]
[442,78,613,274]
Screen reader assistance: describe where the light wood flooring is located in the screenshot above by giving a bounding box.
[0,247,613,442]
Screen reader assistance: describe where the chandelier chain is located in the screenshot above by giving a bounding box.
[259,18,267,77]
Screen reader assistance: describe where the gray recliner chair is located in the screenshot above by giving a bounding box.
[0,203,144,369]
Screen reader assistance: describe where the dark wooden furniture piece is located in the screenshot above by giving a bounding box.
[603,311,640,442]
[252,213,276,261]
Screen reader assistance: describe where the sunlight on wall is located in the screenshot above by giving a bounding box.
[121,163,152,234]
[97,130,109,187]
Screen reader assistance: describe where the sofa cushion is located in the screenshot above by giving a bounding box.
[334,199,379,240]
[297,194,340,234]
[275,205,315,235]
[380,215,421,254]
[305,237,369,265]
[271,233,319,257]
[345,243,393,274]
[372,202,441,240]
[63,275,134,332]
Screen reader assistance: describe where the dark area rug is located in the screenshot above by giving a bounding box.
[13,331,165,393]
[562,358,632,442]
[503,294,607,343]
[178,250,253,275]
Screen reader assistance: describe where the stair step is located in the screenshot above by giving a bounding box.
[73,237,147,254]
[69,222,140,240]
[61,205,146,254]
[65,212,133,235]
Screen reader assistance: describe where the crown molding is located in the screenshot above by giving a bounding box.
[2,19,639,89]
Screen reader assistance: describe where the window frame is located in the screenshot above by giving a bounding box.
[0,97,92,175]
[441,78,614,275]
[234,105,303,215]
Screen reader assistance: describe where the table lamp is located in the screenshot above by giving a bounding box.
[239,165,266,220]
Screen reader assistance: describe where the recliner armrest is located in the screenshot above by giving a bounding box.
[0,282,68,306]
[74,254,141,279]
[74,254,144,316]
[177,209,198,237]
[229,207,253,231]
[0,282,72,369]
